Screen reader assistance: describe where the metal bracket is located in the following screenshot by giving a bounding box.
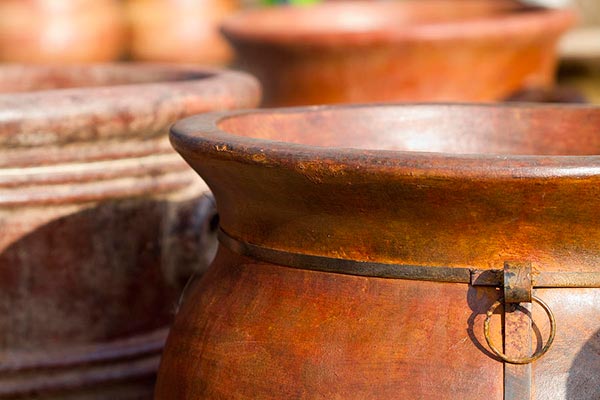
[504,262,533,400]
[504,262,532,304]
[480,262,558,400]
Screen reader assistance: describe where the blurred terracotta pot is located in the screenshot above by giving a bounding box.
[0,0,126,63]
[127,0,238,65]
[0,64,260,399]
[222,0,575,106]
[157,103,600,399]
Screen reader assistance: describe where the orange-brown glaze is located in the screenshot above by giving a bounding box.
[222,0,575,106]
[158,104,600,399]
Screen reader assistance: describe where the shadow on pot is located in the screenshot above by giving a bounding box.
[567,327,600,400]
[465,285,548,365]
[0,194,218,399]
[466,286,501,361]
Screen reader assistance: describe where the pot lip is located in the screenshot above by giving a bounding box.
[170,102,600,180]
[0,63,236,95]
[0,63,261,150]
[221,0,576,47]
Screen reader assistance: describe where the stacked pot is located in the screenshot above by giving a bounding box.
[0,64,259,399]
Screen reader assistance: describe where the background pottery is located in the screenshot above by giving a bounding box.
[126,0,239,65]
[0,64,260,399]
[222,0,575,106]
[157,104,600,399]
[0,0,126,63]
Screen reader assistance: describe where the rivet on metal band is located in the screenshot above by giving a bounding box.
[483,295,557,365]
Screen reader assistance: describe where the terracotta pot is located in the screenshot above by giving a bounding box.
[0,64,260,399]
[157,104,600,399]
[0,0,126,63]
[127,0,238,65]
[222,0,575,106]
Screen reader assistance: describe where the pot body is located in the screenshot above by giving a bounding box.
[157,104,600,399]
[0,0,126,63]
[0,64,260,399]
[223,0,575,106]
[127,0,238,65]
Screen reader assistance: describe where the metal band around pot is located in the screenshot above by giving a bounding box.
[218,228,600,288]
[219,227,597,399]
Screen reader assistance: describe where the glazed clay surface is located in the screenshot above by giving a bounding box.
[223,0,575,106]
[0,64,260,399]
[157,104,600,399]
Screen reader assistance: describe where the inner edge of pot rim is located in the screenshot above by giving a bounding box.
[170,102,600,181]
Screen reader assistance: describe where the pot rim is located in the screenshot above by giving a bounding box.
[221,0,576,47]
[0,63,260,204]
[0,63,260,151]
[0,63,237,96]
[170,103,600,180]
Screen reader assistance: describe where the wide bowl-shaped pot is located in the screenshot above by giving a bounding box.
[157,104,600,399]
[0,0,126,63]
[222,0,575,106]
[127,0,238,65]
[0,64,259,399]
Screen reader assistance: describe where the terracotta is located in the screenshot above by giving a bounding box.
[0,0,126,63]
[157,104,600,399]
[0,64,259,399]
[127,0,238,65]
[222,0,575,106]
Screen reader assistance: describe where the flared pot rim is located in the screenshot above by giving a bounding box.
[170,102,600,181]
[221,0,576,47]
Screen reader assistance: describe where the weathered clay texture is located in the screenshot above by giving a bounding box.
[0,64,260,399]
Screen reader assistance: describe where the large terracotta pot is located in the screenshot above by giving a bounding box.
[0,64,260,399]
[222,0,575,106]
[0,0,126,63]
[157,104,600,399]
[127,0,238,65]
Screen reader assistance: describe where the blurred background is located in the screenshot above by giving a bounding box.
[0,0,596,103]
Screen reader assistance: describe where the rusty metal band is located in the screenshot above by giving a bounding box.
[218,228,472,283]
[218,229,600,288]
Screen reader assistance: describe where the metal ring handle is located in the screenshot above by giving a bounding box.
[483,295,556,365]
